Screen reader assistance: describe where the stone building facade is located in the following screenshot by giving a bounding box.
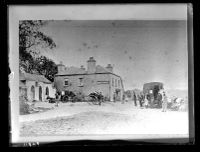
[54,57,124,101]
[19,72,56,101]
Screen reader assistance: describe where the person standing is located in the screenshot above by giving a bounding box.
[157,91,163,108]
[55,92,61,107]
[138,94,143,108]
[144,95,149,108]
[133,93,137,106]
[61,91,65,102]
[162,91,168,112]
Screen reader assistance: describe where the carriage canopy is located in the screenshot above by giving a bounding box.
[143,82,164,95]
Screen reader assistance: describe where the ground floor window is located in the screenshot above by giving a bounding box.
[115,79,117,87]
[118,80,120,87]
[112,78,114,86]
[46,87,49,96]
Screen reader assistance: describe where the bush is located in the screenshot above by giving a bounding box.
[73,92,85,102]
[19,95,30,115]
[167,97,188,111]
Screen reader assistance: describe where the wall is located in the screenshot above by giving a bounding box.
[55,74,110,98]
[110,75,124,101]
[44,83,56,99]
[55,73,124,101]
[25,80,56,101]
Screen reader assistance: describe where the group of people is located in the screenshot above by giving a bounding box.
[132,89,168,112]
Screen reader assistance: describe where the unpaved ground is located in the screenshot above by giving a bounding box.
[20,101,189,136]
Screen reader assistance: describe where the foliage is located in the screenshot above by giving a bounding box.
[124,90,132,98]
[35,56,58,82]
[19,95,30,115]
[73,92,85,102]
[19,20,57,82]
[167,98,188,111]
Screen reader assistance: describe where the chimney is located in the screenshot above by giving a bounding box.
[80,65,85,71]
[87,57,96,73]
[57,61,65,73]
[106,64,113,72]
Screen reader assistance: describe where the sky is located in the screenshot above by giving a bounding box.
[40,20,188,91]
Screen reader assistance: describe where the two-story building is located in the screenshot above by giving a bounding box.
[54,57,124,101]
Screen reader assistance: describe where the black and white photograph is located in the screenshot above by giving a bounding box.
[9,4,193,144]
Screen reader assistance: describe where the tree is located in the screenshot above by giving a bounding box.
[35,56,58,82]
[19,20,57,80]
[124,90,132,98]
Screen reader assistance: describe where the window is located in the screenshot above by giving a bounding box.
[115,79,117,87]
[64,78,69,86]
[118,80,120,87]
[46,87,49,95]
[112,78,114,87]
[79,78,83,86]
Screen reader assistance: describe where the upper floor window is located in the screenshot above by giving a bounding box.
[115,79,117,87]
[118,80,120,87]
[64,78,69,86]
[112,78,114,87]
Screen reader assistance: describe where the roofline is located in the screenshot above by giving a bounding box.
[143,82,164,85]
[20,79,52,84]
[55,72,122,78]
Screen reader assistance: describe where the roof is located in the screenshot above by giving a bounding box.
[143,82,164,93]
[57,66,87,75]
[95,65,110,73]
[56,65,116,76]
[19,72,52,84]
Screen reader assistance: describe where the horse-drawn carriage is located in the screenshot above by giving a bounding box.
[143,82,164,108]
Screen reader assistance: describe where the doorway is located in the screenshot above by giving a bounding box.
[39,86,42,101]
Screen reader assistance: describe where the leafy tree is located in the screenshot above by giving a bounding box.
[124,90,132,98]
[35,56,58,82]
[19,20,57,81]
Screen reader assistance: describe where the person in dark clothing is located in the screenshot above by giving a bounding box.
[55,92,61,107]
[138,95,143,107]
[133,93,137,106]
[141,94,144,105]
[162,91,168,112]
[137,94,142,107]
[157,92,163,108]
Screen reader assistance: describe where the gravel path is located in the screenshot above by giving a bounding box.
[20,102,189,136]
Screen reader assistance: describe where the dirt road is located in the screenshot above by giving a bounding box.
[20,102,188,136]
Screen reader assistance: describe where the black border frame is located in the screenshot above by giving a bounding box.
[2,0,198,148]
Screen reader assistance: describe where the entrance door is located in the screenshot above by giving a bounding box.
[39,86,42,101]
